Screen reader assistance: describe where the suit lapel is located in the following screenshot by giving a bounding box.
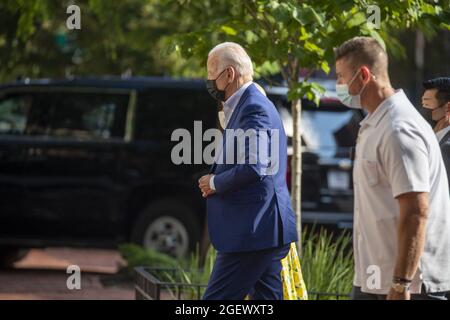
[225,84,254,130]
[209,84,255,173]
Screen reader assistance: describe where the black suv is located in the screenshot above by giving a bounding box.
[0,77,362,263]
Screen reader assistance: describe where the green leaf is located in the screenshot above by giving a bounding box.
[304,41,324,55]
[287,81,325,104]
[346,12,366,28]
[367,29,386,51]
[271,2,292,25]
[320,61,330,74]
[220,25,237,36]
[440,22,450,31]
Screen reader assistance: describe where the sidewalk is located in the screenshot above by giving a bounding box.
[0,248,134,300]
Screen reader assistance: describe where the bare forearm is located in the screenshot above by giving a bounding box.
[394,214,427,279]
[394,192,429,280]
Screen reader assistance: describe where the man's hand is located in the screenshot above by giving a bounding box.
[198,174,215,198]
[387,287,411,300]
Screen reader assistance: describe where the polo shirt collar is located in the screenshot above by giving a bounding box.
[360,89,404,128]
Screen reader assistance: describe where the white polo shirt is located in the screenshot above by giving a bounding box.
[353,89,450,295]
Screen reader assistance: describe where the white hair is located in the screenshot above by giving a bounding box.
[208,42,254,81]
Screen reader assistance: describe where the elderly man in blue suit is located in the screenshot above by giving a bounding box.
[198,42,298,300]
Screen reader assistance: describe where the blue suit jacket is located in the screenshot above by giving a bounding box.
[206,84,298,252]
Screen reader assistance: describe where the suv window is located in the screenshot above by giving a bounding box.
[0,94,32,135]
[0,91,129,140]
[44,92,128,139]
[136,88,217,140]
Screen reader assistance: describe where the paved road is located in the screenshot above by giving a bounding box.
[0,248,135,300]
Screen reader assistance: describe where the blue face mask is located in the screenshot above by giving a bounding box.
[336,69,368,109]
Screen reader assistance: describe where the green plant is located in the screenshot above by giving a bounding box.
[300,227,354,299]
[167,245,217,299]
[119,243,217,299]
[122,230,353,300]
[119,243,179,271]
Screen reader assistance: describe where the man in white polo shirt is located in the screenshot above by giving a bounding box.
[334,37,450,300]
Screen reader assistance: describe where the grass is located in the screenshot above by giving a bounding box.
[300,227,354,299]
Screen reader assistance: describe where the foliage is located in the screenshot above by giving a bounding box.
[169,0,450,103]
[300,228,353,299]
[121,228,354,300]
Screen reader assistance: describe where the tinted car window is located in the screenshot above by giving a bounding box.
[136,88,217,140]
[0,93,32,135]
[6,91,129,140]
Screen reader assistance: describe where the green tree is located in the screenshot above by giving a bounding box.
[0,0,203,81]
[169,0,450,252]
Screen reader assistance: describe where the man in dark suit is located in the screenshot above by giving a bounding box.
[198,42,297,300]
[422,77,450,185]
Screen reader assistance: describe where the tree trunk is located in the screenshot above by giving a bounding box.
[291,98,302,254]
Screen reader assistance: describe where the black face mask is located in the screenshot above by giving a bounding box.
[421,108,436,127]
[422,102,446,128]
[206,68,230,102]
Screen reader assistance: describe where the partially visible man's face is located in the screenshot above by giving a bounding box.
[422,89,441,110]
[207,55,229,91]
[335,58,361,95]
[335,59,351,85]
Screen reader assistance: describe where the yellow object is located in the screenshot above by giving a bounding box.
[244,242,308,300]
[281,242,308,300]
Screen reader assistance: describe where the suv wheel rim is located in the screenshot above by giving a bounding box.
[143,216,189,258]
